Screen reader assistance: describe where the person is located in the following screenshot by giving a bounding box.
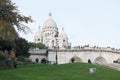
[71,58,75,63]
[88,59,92,64]
[41,58,46,64]
[6,57,12,68]
[35,58,39,63]
[13,58,17,68]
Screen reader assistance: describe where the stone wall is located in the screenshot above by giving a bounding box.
[47,49,120,64]
[29,48,120,64]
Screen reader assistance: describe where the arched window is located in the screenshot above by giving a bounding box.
[38,38,40,41]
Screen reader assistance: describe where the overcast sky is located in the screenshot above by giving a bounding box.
[12,0,120,48]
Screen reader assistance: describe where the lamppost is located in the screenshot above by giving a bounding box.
[55,32,59,64]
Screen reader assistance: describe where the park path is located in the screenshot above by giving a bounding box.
[95,63,120,71]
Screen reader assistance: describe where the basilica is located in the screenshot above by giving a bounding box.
[29,13,120,67]
[34,13,71,49]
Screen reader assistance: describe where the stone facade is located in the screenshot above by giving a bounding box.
[34,12,71,49]
[29,47,120,64]
[32,13,120,65]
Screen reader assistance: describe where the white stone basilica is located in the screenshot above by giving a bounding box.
[34,13,71,49]
[29,13,120,69]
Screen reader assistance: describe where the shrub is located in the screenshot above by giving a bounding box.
[0,52,7,67]
[17,56,32,65]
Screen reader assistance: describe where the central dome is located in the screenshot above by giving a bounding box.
[42,13,58,30]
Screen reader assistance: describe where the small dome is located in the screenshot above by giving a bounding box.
[60,27,68,39]
[60,28,68,40]
[42,13,58,30]
[35,27,42,38]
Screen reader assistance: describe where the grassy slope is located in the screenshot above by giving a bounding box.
[0,63,120,80]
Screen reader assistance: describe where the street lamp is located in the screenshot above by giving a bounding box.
[55,32,59,64]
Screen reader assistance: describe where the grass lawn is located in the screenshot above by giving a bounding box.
[0,63,120,80]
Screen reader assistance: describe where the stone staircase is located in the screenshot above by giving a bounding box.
[95,63,120,71]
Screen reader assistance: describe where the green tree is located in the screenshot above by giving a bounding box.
[15,38,29,57]
[28,42,36,49]
[0,0,33,67]
[0,38,13,51]
[0,0,33,41]
[28,42,47,49]
[36,43,48,49]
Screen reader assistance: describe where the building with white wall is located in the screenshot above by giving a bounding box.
[34,12,71,49]
[31,13,120,65]
[29,46,120,64]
